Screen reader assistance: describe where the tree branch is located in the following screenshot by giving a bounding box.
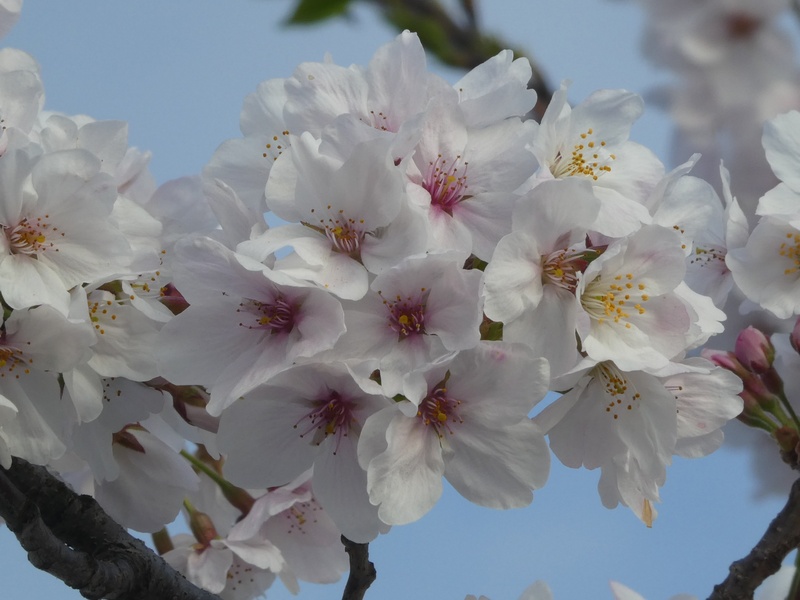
[341,536,376,600]
[709,476,800,599]
[0,457,221,600]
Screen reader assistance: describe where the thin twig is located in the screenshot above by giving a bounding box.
[341,536,377,600]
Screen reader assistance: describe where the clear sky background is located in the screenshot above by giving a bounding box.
[0,1,797,599]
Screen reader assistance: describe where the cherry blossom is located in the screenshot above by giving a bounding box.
[358,342,550,525]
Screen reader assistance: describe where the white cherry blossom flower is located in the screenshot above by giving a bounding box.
[157,236,346,415]
[218,362,391,543]
[0,304,94,465]
[483,178,600,378]
[576,225,697,372]
[333,251,483,399]
[527,83,663,238]
[93,427,200,532]
[405,95,536,260]
[239,134,427,300]
[727,216,800,319]
[358,342,550,525]
[0,142,133,313]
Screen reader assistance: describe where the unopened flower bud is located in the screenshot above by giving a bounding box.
[187,506,219,547]
[701,348,749,379]
[735,326,775,374]
[737,390,777,433]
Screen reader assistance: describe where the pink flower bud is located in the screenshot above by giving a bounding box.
[734,326,774,374]
[701,348,749,379]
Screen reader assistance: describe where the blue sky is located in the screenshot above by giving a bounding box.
[0,1,796,599]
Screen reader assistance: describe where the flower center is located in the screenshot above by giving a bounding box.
[0,342,32,379]
[304,207,367,259]
[581,272,649,329]
[779,231,800,277]
[379,289,428,339]
[237,295,295,333]
[362,109,393,132]
[325,221,365,257]
[5,215,61,256]
[88,294,121,336]
[417,375,462,437]
[542,248,590,293]
[689,245,727,272]
[280,497,323,535]
[593,361,641,420]
[293,390,356,452]
[550,128,615,181]
[422,154,470,215]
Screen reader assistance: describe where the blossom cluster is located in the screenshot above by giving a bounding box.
[633,0,800,215]
[6,2,800,598]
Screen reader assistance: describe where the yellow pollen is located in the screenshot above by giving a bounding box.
[778,231,800,276]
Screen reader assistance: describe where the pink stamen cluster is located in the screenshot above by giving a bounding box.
[293,390,355,453]
[422,154,469,215]
[237,296,295,334]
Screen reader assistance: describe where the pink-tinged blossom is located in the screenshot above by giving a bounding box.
[669,358,744,458]
[404,95,536,260]
[539,359,678,499]
[239,134,427,300]
[163,525,281,599]
[684,164,749,307]
[453,50,537,128]
[164,534,238,596]
[0,304,94,465]
[233,473,349,590]
[93,427,200,533]
[65,377,167,483]
[527,84,663,238]
[483,178,600,378]
[0,143,133,314]
[204,78,290,214]
[332,251,483,399]
[576,225,698,372]
[598,450,663,527]
[540,355,741,523]
[358,342,550,525]
[727,216,800,319]
[157,236,346,416]
[218,363,391,543]
[283,30,442,138]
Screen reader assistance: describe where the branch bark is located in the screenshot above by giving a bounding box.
[0,457,221,600]
[341,536,376,600]
[709,476,800,599]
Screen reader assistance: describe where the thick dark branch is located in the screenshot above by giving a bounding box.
[341,536,376,600]
[362,0,552,119]
[0,457,221,600]
[709,476,800,599]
